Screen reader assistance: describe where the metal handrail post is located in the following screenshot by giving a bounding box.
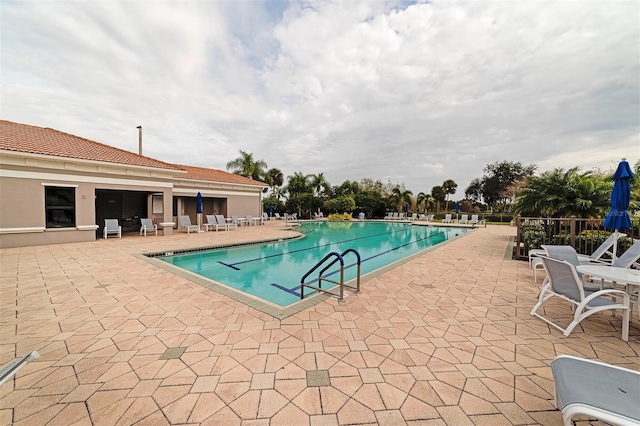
[339,265,344,300]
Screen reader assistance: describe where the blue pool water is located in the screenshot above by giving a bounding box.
[160,221,467,306]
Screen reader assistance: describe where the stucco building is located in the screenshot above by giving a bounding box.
[0,120,267,248]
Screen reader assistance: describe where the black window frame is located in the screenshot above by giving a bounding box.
[45,186,76,228]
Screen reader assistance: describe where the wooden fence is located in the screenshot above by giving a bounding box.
[513,216,639,261]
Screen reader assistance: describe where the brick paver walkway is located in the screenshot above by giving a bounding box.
[1,222,638,425]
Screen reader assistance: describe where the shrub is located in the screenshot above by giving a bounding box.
[521,223,546,250]
[327,213,352,221]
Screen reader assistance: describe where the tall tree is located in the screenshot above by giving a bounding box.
[391,187,413,211]
[480,161,537,211]
[416,192,433,212]
[226,150,268,181]
[285,172,312,198]
[465,178,484,202]
[333,180,360,198]
[431,186,446,212]
[265,168,284,190]
[441,179,458,211]
[308,173,331,198]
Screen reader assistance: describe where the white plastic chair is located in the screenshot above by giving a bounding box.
[459,214,468,224]
[442,214,452,223]
[179,215,200,233]
[139,218,157,236]
[104,219,121,239]
[217,215,236,230]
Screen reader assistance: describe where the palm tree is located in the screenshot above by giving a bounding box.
[431,186,446,212]
[226,150,268,181]
[442,179,458,211]
[416,192,433,212]
[265,168,284,190]
[308,173,331,198]
[514,168,611,217]
[285,172,312,198]
[391,187,413,211]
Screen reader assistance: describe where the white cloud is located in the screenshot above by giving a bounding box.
[1,0,638,197]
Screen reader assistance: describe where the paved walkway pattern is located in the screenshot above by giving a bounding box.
[1,223,638,425]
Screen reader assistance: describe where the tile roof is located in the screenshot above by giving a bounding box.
[176,164,268,187]
[0,120,181,171]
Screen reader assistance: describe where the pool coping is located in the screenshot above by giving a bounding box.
[136,224,475,319]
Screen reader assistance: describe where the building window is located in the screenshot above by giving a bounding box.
[45,187,76,228]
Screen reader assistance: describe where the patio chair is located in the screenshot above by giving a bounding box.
[410,213,418,221]
[551,355,640,425]
[459,214,469,224]
[103,219,121,239]
[611,239,640,269]
[0,351,39,386]
[530,255,630,341]
[576,233,626,265]
[179,215,200,233]
[203,215,224,232]
[427,214,435,222]
[139,218,157,236]
[217,215,236,230]
[231,215,245,226]
[470,214,483,225]
[442,214,452,223]
[274,213,282,220]
[539,245,612,291]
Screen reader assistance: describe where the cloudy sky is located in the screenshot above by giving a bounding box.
[2,0,638,195]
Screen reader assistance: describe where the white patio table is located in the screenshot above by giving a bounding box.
[576,264,640,322]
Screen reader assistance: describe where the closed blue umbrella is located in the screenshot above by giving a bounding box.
[455,201,460,222]
[196,192,203,214]
[603,159,635,259]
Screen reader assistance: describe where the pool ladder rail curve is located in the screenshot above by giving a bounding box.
[300,249,361,301]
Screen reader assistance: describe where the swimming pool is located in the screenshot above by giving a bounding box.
[158,221,468,310]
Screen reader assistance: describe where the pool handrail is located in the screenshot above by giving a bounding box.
[300,249,362,301]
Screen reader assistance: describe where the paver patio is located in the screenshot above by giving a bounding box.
[1,222,638,425]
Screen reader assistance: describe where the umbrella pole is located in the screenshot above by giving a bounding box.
[611,229,619,261]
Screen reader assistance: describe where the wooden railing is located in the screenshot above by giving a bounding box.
[513,216,639,261]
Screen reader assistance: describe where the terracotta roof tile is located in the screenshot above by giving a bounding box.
[176,164,268,187]
[0,120,181,171]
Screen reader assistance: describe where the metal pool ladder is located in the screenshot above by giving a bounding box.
[300,249,361,301]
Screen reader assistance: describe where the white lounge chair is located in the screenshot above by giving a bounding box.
[217,215,236,230]
[459,214,469,224]
[179,215,200,233]
[274,213,282,220]
[104,219,121,239]
[575,233,626,265]
[530,255,630,340]
[0,351,39,386]
[427,214,435,222]
[203,215,224,232]
[245,215,255,226]
[231,215,245,226]
[551,355,640,425]
[140,218,157,236]
[611,239,640,269]
[442,214,452,223]
[470,214,483,225]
